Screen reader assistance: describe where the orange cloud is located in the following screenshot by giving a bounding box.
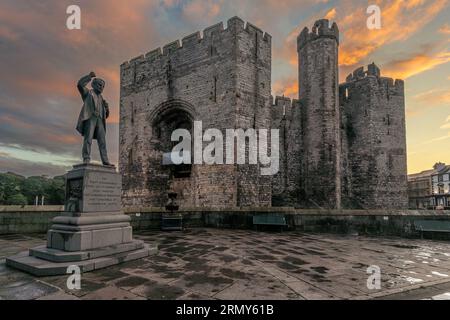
[16,77,77,98]
[273,77,298,98]
[338,0,448,66]
[385,51,450,79]
[439,24,450,34]
[324,8,337,20]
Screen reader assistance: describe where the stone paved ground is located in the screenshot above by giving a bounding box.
[2,229,450,300]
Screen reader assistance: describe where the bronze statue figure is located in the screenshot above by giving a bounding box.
[76,71,112,166]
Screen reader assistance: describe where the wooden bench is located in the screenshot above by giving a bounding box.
[161,214,183,231]
[414,220,450,238]
[253,214,287,231]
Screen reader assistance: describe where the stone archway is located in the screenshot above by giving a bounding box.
[149,100,197,207]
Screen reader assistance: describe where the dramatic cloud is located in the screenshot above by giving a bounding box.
[439,24,450,34]
[385,51,450,79]
[0,0,449,175]
[0,153,70,177]
[337,0,448,67]
[273,77,299,98]
[0,0,161,174]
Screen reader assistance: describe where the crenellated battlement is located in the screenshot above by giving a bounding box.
[271,96,301,121]
[342,63,404,93]
[272,95,292,107]
[120,16,272,70]
[345,63,381,82]
[297,19,339,51]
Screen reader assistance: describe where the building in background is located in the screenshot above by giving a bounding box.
[431,163,450,209]
[408,163,450,210]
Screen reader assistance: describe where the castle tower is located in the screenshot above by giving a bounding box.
[297,19,341,209]
[339,63,408,209]
[119,17,272,208]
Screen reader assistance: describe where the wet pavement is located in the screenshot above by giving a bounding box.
[2,229,450,300]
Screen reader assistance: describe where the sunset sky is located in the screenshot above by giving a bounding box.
[0,0,449,176]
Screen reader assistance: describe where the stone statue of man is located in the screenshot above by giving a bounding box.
[76,71,112,166]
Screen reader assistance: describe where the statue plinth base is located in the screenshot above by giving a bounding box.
[6,163,157,276]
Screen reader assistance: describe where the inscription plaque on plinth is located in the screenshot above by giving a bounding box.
[65,164,122,213]
[82,171,122,212]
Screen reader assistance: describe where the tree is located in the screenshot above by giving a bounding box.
[0,173,25,205]
[44,176,65,205]
[22,176,46,204]
[0,172,65,205]
[6,193,28,206]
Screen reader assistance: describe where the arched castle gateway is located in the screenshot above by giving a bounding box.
[119,17,408,210]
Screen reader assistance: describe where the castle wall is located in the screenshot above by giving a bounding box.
[119,17,272,208]
[234,21,272,207]
[339,64,408,209]
[119,16,409,211]
[271,97,289,204]
[297,19,342,209]
[271,97,303,207]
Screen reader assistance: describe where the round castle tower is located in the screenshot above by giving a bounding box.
[297,19,341,209]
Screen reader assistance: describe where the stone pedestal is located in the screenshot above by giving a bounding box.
[6,164,157,276]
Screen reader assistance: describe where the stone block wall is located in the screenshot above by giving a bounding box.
[119,17,409,211]
[271,96,302,207]
[339,63,408,209]
[120,17,272,209]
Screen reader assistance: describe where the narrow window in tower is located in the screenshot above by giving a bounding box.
[128,147,134,167]
[213,76,217,102]
[255,32,258,59]
[131,102,134,124]
[210,34,216,56]
[132,63,137,85]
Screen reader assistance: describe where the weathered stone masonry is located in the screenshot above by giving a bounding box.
[339,63,408,209]
[297,19,341,209]
[120,17,272,208]
[120,17,408,210]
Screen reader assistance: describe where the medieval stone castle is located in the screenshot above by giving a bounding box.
[119,17,408,210]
